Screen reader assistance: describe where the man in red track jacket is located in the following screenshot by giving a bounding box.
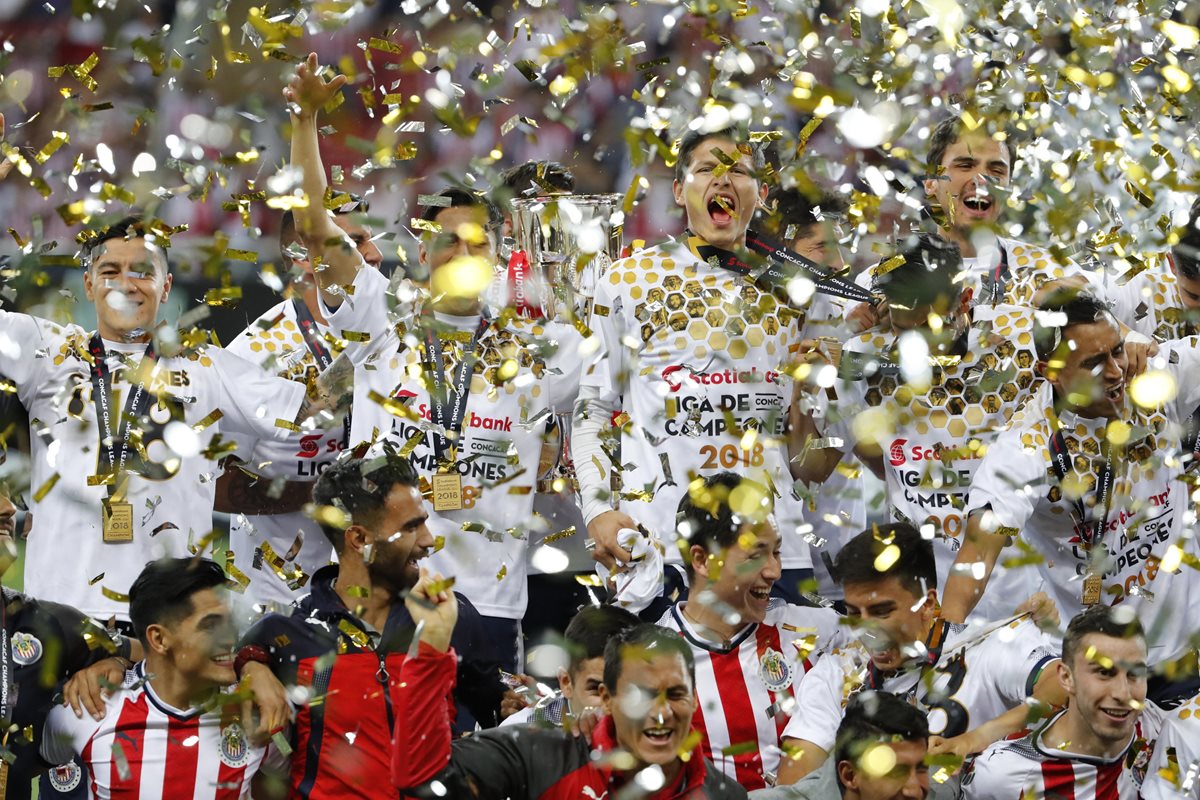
[392,570,748,799]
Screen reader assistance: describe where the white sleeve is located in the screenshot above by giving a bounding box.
[1161,336,1200,420]
[965,430,1040,530]
[206,348,307,442]
[1142,699,1200,800]
[577,273,625,403]
[0,310,59,404]
[572,385,617,524]
[544,322,585,414]
[321,267,417,363]
[781,648,851,753]
[40,704,88,766]
[975,620,1059,707]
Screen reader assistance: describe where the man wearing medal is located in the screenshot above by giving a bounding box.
[218,197,383,611]
[0,217,310,630]
[282,54,578,673]
[943,292,1200,700]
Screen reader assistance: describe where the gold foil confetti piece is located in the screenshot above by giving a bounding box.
[368,389,420,421]
[193,409,224,431]
[88,572,105,586]
[34,131,68,164]
[336,619,371,649]
[496,564,507,581]
[32,473,59,502]
[275,418,301,432]
[543,526,578,544]
[101,586,131,602]
[226,559,251,591]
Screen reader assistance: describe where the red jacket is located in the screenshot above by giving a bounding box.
[393,643,747,799]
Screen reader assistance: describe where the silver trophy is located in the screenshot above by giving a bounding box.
[510,193,625,319]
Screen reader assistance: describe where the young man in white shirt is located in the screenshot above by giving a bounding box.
[0,217,308,626]
[776,523,1062,786]
[960,605,1200,800]
[657,471,841,791]
[218,197,382,610]
[942,292,1200,674]
[41,558,288,799]
[574,125,813,602]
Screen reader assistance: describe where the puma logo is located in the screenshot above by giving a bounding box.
[582,789,608,800]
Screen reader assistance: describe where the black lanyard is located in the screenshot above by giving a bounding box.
[420,316,490,462]
[979,243,1010,306]
[292,300,351,447]
[838,329,970,381]
[685,231,877,305]
[88,334,157,496]
[1048,426,1115,547]
[0,592,9,723]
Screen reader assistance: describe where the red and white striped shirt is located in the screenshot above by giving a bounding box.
[657,599,841,790]
[40,664,283,799]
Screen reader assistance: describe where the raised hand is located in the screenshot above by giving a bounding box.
[405,568,459,653]
[282,52,347,121]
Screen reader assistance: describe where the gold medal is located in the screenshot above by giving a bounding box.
[101,498,134,543]
[431,473,463,512]
[1082,573,1103,606]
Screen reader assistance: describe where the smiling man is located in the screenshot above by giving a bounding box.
[657,472,841,790]
[41,558,288,799]
[0,216,308,627]
[574,125,812,604]
[392,576,747,799]
[942,292,1200,679]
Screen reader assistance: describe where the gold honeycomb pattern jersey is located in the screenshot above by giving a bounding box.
[1110,255,1197,342]
[580,241,807,561]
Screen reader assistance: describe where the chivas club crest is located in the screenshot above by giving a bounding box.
[219,722,251,768]
[10,632,43,666]
[759,647,793,692]
[47,761,82,792]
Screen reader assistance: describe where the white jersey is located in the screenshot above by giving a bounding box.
[0,311,305,620]
[966,340,1200,664]
[322,267,577,619]
[41,664,283,799]
[782,617,1058,751]
[960,699,1200,800]
[1109,253,1195,342]
[829,304,1044,620]
[657,599,842,790]
[224,299,342,608]
[579,241,808,564]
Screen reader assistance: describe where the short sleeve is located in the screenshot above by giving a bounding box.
[40,704,87,766]
[781,648,851,752]
[577,269,625,403]
[965,429,1041,530]
[205,348,307,442]
[972,619,1059,706]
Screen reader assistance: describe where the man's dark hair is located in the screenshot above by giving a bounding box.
[675,127,765,183]
[833,690,929,792]
[1032,291,1115,362]
[927,113,1021,174]
[564,605,640,675]
[769,187,848,241]
[279,192,369,262]
[311,453,421,552]
[81,215,169,274]
[834,523,938,596]
[676,471,772,580]
[1061,605,1146,669]
[128,557,228,645]
[602,623,695,694]
[1171,197,1200,281]
[500,161,576,199]
[872,232,963,310]
[419,186,503,231]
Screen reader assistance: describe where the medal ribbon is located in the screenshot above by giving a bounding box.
[88,334,158,497]
[421,316,491,463]
[0,592,9,723]
[685,231,877,305]
[1048,424,1115,547]
[292,299,352,447]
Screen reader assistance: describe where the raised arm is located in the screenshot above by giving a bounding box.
[282,52,360,308]
[939,512,1010,624]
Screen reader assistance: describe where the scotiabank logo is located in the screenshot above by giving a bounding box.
[416,403,513,432]
[394,389,418,400]
[661,364,780,393]
[888,438,908,466]
[297,433,323,459]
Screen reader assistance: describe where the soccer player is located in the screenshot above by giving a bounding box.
[41,558,288,799]
[960,606,1200,799]
[218,197,381,609]
[284,54,578,671]
[657,471,841,790]
[233,452,511,799]
[777,523,1062,786]
[1110,197,1200,342]
[392,584,748,799]
[789,233,1042,620]
[942,292,1200,673]
[574,124,809,601]
[0,216,309,627]
[501,603,639,728]
[772,187,865,602]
